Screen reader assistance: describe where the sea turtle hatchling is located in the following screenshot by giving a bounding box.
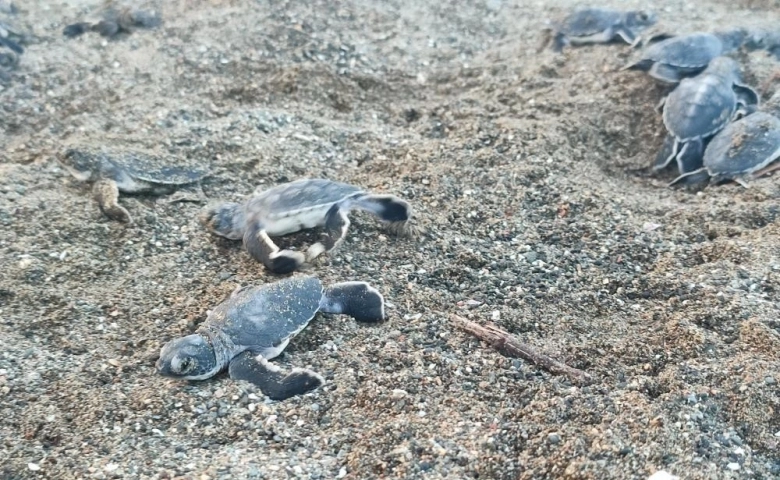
[157,275,386,400]
[58,147,210,223]
[63,4,161,38]
[542,8,657,52]
[0,19,24,54]
[201,178,413,274]
[670,92,780,187]
[623,30,747,84]
[654,56,759,175]
[0,18,24,79]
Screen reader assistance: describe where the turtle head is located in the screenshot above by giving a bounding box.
[705,56,742,82]
[625,10,657,28]
[714,28,748,51]
[156,334,219,380]
[57,149,100,182]
[741,28,780,51]
[199,202,247,240]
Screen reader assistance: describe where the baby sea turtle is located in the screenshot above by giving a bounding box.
[670,92,780,187]
[201,178,413,274]
[0,43,17,73]
[58,147,210,223]
[624,30,746,83]
[0,19,24,80]
[63,5,161,39]
[0,18,24,54]
[654,56,759,175]
[743,28,780,60]
[542,8,657,52]
[157,275,386,400]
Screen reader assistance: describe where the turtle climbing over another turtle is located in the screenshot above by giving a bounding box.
[542,8,657,52]
[654,56,760,175]
[670,91,780,187]
[201,178,414,274]
[157,275,386,400]
[623,30,747,84]
[58,147,210,223]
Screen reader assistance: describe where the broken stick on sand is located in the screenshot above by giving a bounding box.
[451,314,593,385]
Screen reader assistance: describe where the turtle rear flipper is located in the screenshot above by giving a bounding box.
[228,352,323,400]
[320,281,385,323]
[93,178,132,223]
[354,194,412,223]
[353,194,413,237]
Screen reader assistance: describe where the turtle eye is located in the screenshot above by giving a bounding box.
[177,357,193,374]
[639,12,648,20]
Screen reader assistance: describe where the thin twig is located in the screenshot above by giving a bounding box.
[451,314,593,385]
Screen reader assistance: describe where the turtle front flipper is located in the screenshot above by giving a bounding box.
[676,139,705,174]
[734,83,760,111]
[0,36,24,55]
[243,225,306,274]
[320,281,386,323]
[93,178,132,223]
[653,135,678,171]
[551,32,569,52]
[306,203,352,264]
[622,58,653,72]
[228,352,323,400]
[614,28,638,46]
[649,62,690,84]
[668,167,711,187]
[537,28,554,53]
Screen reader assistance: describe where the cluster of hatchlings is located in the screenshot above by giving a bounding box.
[546,7,780,187]
[0,1,161,82]
[58,148,413,400]
[54,6,780,402]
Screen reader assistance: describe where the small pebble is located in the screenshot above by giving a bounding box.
[391,389,407,398]
[647,472,678,480]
